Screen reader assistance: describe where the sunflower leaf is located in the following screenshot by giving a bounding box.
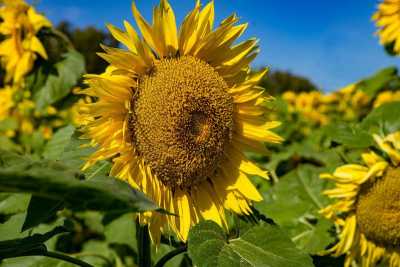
[33,50,85,111]
[361,101,400,136]
[324,123,374,149]
[0,150,160,214]
[22,196,64,232]
[356,66,398,97]
[42,125,75,160]
[255,165,334,254]
[188,220,314,267]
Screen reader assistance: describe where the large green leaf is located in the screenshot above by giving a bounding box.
[33,50,85,111]
[324,123,374,149]
[188,220,314,267]
[0,152,159,214]
[104,213,137,251]
[357,67,398,96]
[255,165,334,254]
[361,101,400,136]
[0,194,30,215]
[22,196,64,232]
[42,125,75,160]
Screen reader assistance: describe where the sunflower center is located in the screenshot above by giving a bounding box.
[130,56,233,189]
[356,167,400,247]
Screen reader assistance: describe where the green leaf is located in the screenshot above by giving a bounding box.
[0,118,18,132]
[0,154,159,214]
[357,67,398,96]
[255,165,334,254]
[361,101,400,136]
[22,196,64,232]
[33,50,85,111]
[324,123,374,148]
[0,226,67,260]
[43,125,75,160]
[188,221,314,267]
[104,213,137,251]
[0,136,21,153]
[0,213,27,241]
[0,194,30,215]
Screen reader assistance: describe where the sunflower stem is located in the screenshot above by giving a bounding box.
[136,220,151,267]
[42,251,94,267]
[153,246,187,267]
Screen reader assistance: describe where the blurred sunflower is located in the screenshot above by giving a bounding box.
[79,0,283,242]
[0,0,51,84]
[372,0,400,54]
[373,90,400,108]
[320,132,400,267]
[0,85,16,120]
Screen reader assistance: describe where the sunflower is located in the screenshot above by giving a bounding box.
[372,0,400,54]
[79,0,283,242]
[320,132,400,267]
[0,85,16,121]
[0,0,51,84]
[373,90,400,108]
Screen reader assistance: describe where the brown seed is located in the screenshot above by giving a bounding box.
[130,56,234,189]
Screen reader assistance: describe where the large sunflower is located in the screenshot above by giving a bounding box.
[320,132,400,267]
[79,0,282,242]
[0,0,51,84]
[372,0,400,54]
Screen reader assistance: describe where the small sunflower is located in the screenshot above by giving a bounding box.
[0,0,51,84]
[79,0,283,242]
[372,0,400,54]
[373,90,400,108]
[320,132,400,267]
[0,85,16,121]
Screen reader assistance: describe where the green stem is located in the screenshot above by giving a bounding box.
[154,246,187,267]
[72,252,113,266]
[136,221,151,267]
[8,250,94,267]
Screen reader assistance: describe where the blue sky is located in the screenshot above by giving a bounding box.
[36,0,400,91]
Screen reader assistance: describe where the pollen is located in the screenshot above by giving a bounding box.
[356,167,400,247]
[130,56,234,189]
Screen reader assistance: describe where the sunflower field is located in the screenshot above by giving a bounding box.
[0,0,400,267]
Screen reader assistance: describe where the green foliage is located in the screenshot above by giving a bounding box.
[259,70,319,95]
[32,50,85,111]
[255,165,334,254]
[43,125,75,160]
[57,21,118,74]
[0,153,159,214]
[188,220,314,267]
[361,101,400,136]
[324,123,374,149]
[357,67,398,96]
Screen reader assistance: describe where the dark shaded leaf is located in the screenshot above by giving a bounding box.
[0,226,67,259]
[0,151,160,214]
[22,196,64,232]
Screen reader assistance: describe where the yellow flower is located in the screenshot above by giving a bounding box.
[373,0,400,54]
[79,0,283,242]
[320,132,400,267]
[0,0,51,83]
[0,85,16,120]
[373,90,400,108]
